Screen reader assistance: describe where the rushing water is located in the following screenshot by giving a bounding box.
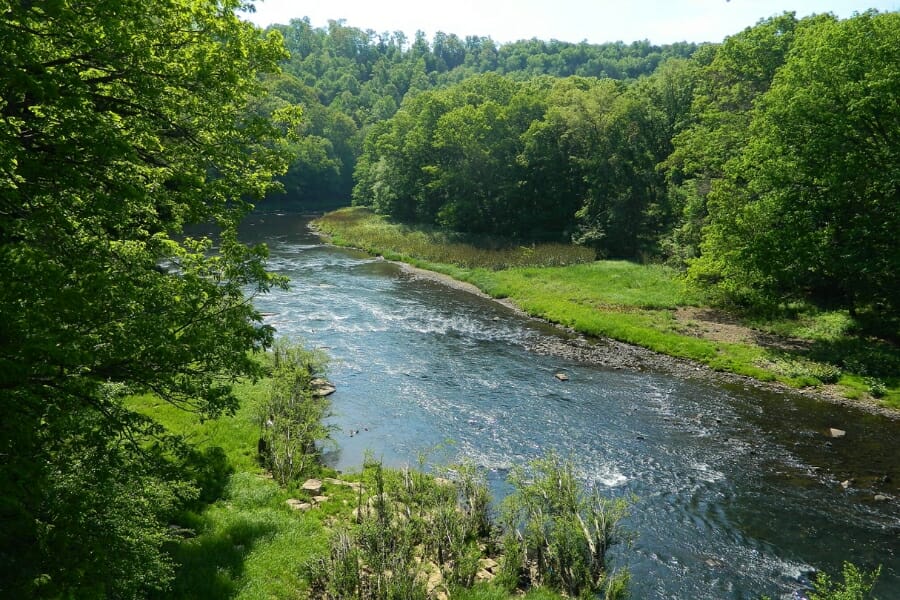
[242,214,899,599]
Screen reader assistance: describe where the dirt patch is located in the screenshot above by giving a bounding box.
[674,307,810,352]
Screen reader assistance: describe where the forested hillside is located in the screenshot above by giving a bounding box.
[255,17,697,207]
[279,11,897,326]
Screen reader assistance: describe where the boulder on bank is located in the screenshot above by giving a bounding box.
[302,478,323,493]
[311,378,336,397]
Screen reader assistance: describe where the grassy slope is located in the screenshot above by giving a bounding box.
[129,381,564,600]
[128,383,330,600]
[315,207,899,409]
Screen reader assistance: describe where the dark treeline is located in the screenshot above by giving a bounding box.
[345,11,899,325]
[254,17,698,206]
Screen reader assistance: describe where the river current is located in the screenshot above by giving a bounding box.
[242,214,898,599]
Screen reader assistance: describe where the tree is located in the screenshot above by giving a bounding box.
[663,13,802,264]
[0,0,288,595]
[692,11,900,319]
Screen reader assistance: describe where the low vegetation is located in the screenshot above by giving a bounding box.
[314,204,594,269]
[126,342,632,599]
[316,208,899,408]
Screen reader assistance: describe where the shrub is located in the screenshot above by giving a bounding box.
[257,340,332,485]
[809,562,881,600]
[499,452,631,599]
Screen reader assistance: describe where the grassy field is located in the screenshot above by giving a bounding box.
[128,383,330,600]
[315,207,899,409]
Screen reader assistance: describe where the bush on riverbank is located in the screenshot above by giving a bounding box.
[259,341,333,485]
[314,208,899,409]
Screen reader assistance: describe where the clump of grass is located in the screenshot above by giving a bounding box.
[759,356,843,387]
[498,453,631,600]
[304,457,494,599]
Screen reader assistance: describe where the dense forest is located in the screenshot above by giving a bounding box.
[255,18,698,206]
[260,11,899,326]
[1,0,897,597]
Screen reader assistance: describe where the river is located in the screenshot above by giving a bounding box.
[241,214,898,599]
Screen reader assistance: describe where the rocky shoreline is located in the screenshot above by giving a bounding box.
[396,262,900,421]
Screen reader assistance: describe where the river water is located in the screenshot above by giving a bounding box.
[242,214,899,599]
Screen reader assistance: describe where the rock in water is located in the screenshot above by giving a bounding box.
[311,378,336,396]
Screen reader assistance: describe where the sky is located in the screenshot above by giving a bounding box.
[241,0,898,45]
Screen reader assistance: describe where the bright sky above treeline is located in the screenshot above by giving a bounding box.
[242,0,898,45]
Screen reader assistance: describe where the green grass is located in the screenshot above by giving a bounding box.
[315,208,899,408]
[127,382,336,600]
[478,261,700,309]
[316,206,594,269]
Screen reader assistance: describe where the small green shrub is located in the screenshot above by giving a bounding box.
[809,562,881,600]
[499,452,631,599]
[258,340,333,485]
[865,377,887,399]
[764,357,842,386]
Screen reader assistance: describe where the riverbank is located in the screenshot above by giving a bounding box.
[128,382,577,600]
[314,207,899,416]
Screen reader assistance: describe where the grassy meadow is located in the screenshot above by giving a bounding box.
[127,383,330,600]
[315,207,899,409]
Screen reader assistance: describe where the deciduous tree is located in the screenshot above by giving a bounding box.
[0,0,288,595]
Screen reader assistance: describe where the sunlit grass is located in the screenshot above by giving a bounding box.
[127,380,335,600]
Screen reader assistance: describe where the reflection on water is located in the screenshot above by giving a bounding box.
[243,214,899,599]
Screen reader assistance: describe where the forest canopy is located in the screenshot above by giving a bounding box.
[257,11,898,324]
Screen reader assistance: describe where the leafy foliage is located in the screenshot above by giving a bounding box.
[305,457,491,599]
[762,562,882,600]
[258,18,697,207]
[0,0,289,596]
[692,11,900,322]
[305,454,629,600]
[498,453,631,599]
